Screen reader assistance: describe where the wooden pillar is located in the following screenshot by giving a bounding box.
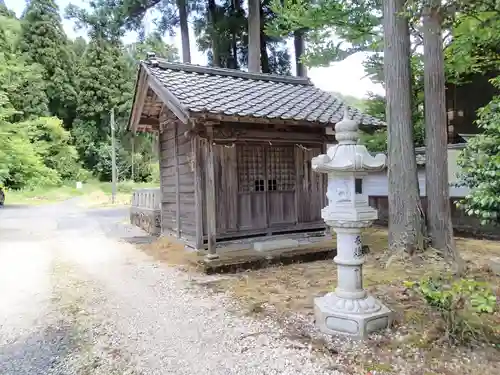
[174,121,181,238]
[158,128,164,235]
[193,136,204,249]
[205,127,218,259]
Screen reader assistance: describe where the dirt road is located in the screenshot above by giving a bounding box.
[0,200,339,375]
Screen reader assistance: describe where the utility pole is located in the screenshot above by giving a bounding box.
[110,108,117,204]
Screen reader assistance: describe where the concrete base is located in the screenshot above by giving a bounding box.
[253,239,299,252]
[204,253,220,261]
[314,292,392,340]
[489,257,500,276]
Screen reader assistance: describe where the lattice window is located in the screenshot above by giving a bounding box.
[238,145,265,192]
[267,146,296,191]
[254,179,265,191]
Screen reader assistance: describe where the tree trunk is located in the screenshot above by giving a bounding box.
[208,0,221,67]
[260,30,270,73]
[294,29,307,77]
[382,0,426,252]
[247,0,261,72]
[229,0,239,69]
[177,0,191,63]
[422,1,460,262]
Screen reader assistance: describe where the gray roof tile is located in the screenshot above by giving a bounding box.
[143,60,384,127]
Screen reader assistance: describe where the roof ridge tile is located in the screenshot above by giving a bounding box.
[144,58,313,86]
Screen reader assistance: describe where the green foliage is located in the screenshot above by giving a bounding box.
[23,116,84,180]
[456,76,500,225]
[267,0,381,66]
[0,0,166,189]
[332,91,367,111]
[364,92,385,120]
[71,36,88,58]
[268,0,431,151]
[405,276,497,344]
[0,13,21,52]
[108,0,292,73]
[65,0,126,42]
[0,2,15,18]
[357,90,425,152]
[65,1,179,182]
[446,11,500,79]
[0,9,61,189]
[148,161,160,183]
[268,0,500,160]
[266,1,499,81]
[0,18,49,121]
[359,129,387,153]
[75,40,133,120]
[125,32,178,65]
[6,179,156,206]
[0,55,49,120]
[71,38,134,175]
[0,95,60,189]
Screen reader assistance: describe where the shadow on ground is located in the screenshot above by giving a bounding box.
[121,235,158,245]
[0,204,32,210]
[0,323,77,375]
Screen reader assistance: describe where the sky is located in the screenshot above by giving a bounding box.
[6,0,384,99]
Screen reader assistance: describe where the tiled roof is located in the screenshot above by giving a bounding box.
[369,151,426,166]
[142,59,384,127]
[413,142,467,166]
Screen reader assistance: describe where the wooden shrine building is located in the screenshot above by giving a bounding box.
[128,55,383,255]
[445,71,499,142]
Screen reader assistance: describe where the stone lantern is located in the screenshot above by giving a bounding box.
[311,109,392,339]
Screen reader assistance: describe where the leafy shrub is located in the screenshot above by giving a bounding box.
[147,162,160,183]
[359,129,387,152]
[456,76,500,225]
[405,276,497,344]
[24,116,85,180]
[0,95,59,188]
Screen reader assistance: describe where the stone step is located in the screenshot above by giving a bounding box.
[253,239,300,252]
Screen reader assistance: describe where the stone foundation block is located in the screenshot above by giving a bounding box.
[314,293,393,340]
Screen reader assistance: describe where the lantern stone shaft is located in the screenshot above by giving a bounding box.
[311,109,392,339]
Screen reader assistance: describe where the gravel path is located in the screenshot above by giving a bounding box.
[0,201,341,375]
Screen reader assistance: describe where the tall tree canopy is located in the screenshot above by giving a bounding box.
[20,0,77,126]
[66,0,177,181]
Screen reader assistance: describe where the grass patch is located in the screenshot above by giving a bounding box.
[138,236,203,273]
[7,184,87,205]
[140,227,500,375]
[5,180,157,207]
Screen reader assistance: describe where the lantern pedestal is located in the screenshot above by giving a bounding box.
[314,291,392,339]
[314,224,392,339]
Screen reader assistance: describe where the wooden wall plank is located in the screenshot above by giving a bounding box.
[214,144,238,234]
[194,136,204,249]
[295,145,325,223]
[160,119,177,233]
[174,121,181,237]
[174,120,196,243]
[205,131,217,257]
[158,129,164,234]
